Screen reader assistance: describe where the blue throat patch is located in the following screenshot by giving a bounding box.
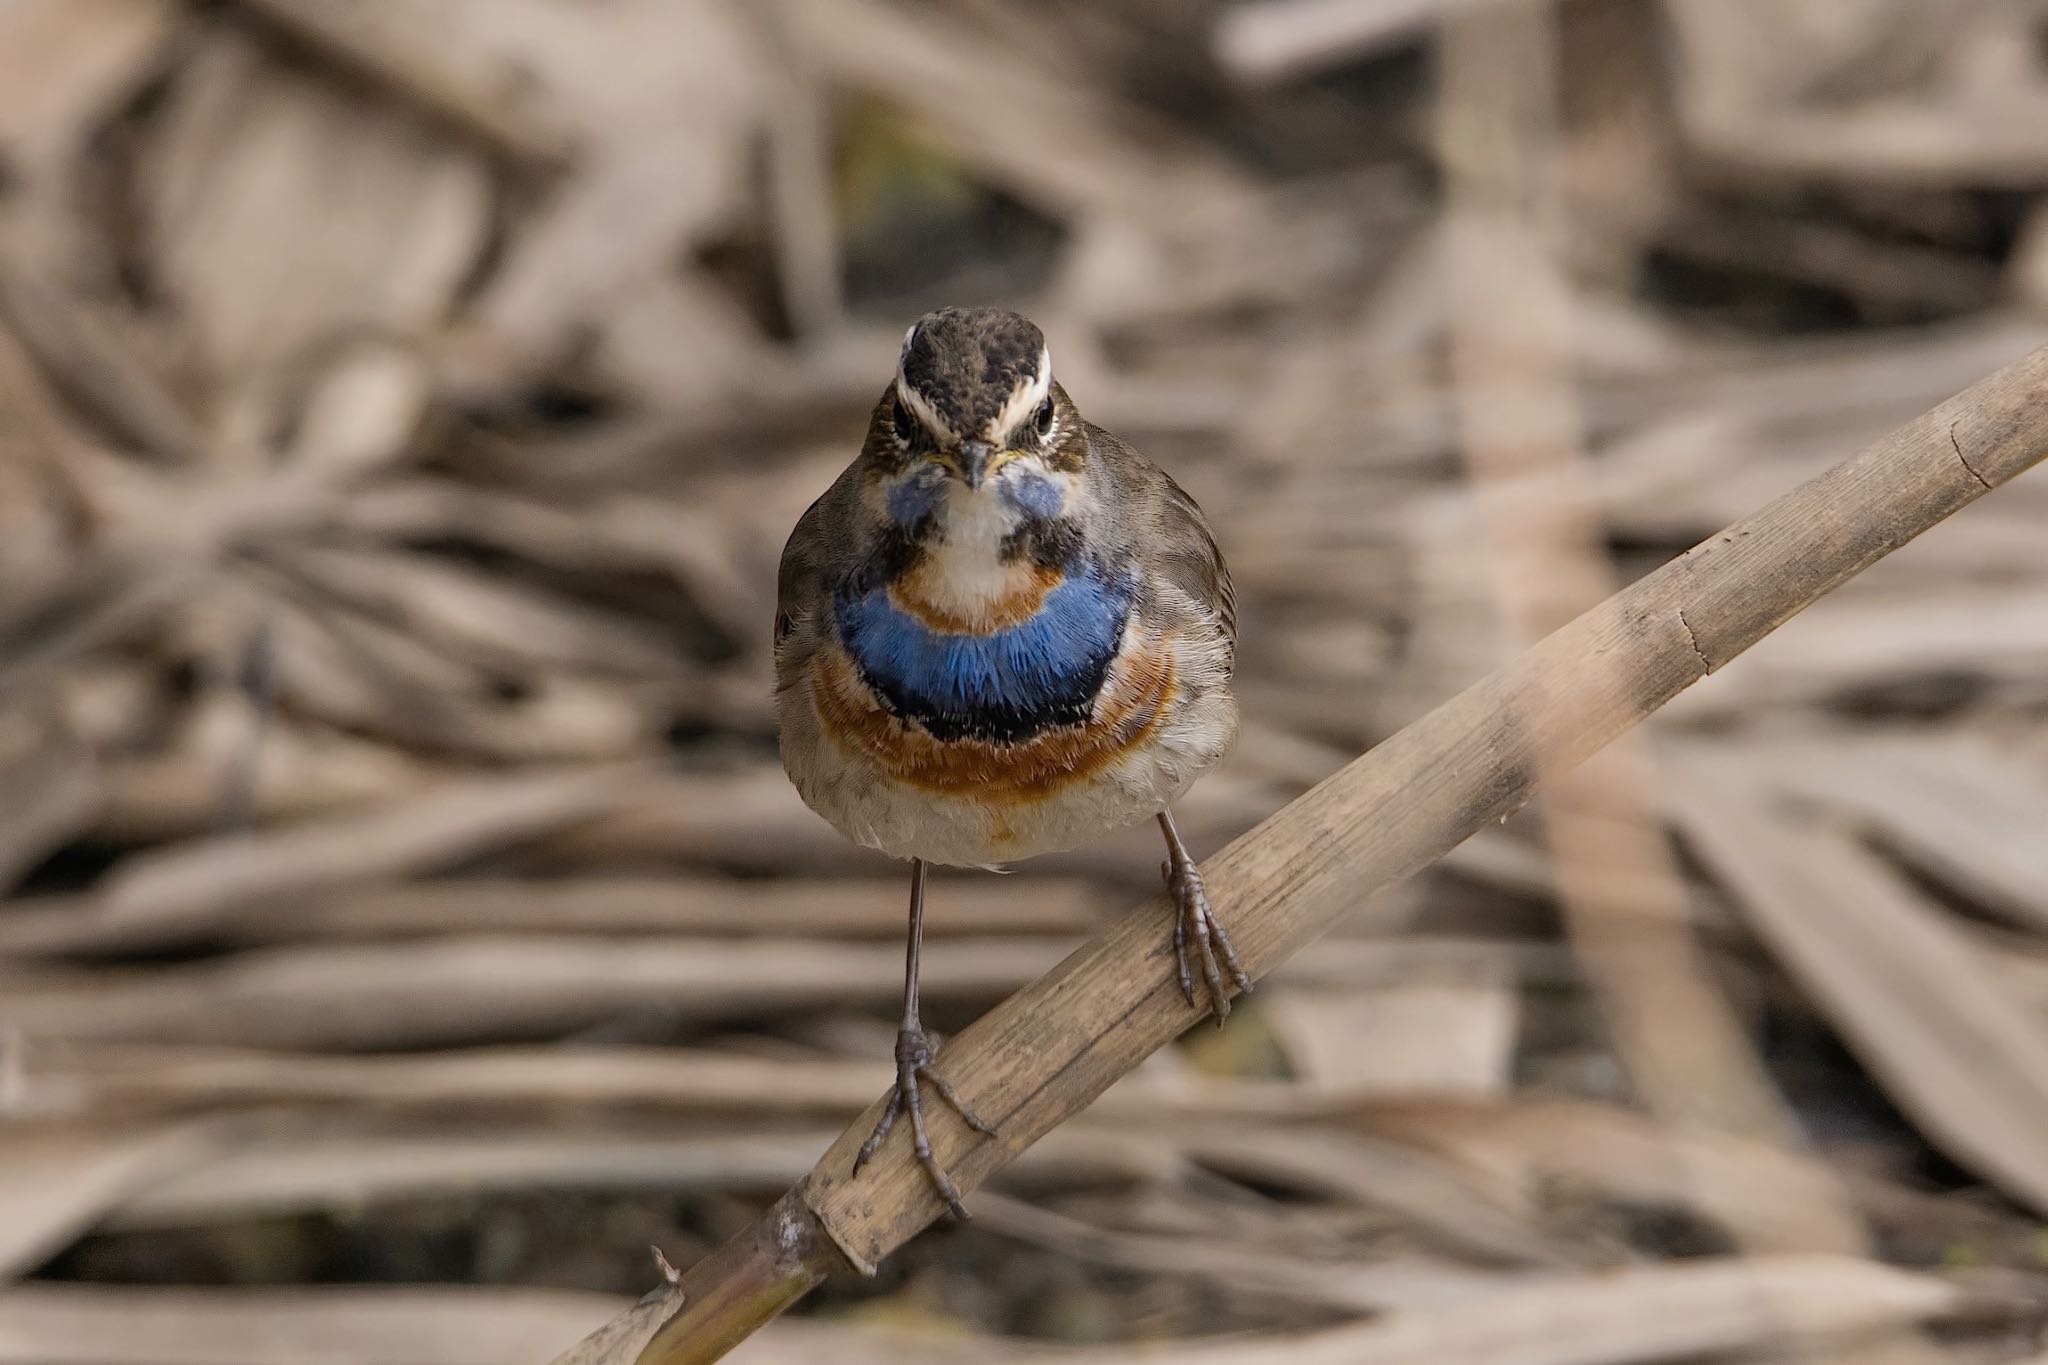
[836,560,1137,743]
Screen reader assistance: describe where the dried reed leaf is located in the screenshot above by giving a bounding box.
[281,875,1104,942]
[0,0,174,163]
[1215,0,1556,84]
[0,550,202,691]
[0,1285,970,1365]
[0,714,99,894]
[90,702,433,843]
[24,1044,885,1120]
[17,1039,1345,1130]
[278,338,435,478]
[1180,1127,1564,1267]
[229,0,578,168]
[0,1123,217,1281]
[334,481,769,645]
[1753,739,2048,934]
[0,321,87,583]
[0,930,1569,1049]
[0,874,1103,957]
[109,1129,843,1228]
[0,935,1065,1048]
[274,545,683,677]
[139,27,489,386]
[0,1282,626,1365]
[104,1122,1188,1230]
[1672,762,2048,1216]
[1666,588,2048,718]
[974,1191,1527,1313]
[412,0,764,376]
[1048,1255,1973,1364]
[0,263,209,465]
[84,766,641,931]
[550,1283,687,1365]
[785,0,1247,219]
[1263,977,1517,1098]
[1365,1099,1895,1258]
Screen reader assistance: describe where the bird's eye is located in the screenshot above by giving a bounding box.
[1032,396,1056,440]
[891,395,916,446]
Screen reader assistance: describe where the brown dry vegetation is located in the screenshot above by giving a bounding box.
[2,1,2048,1363]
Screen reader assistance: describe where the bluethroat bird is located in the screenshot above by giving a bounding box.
[774,307,1247,1217]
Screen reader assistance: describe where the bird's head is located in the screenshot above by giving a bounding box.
[870,307,1085,537]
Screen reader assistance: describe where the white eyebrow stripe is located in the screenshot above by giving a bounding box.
[895,373,956,444]
[989,345,1052,440]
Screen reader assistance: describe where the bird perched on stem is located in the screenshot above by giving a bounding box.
[775,306,1247,1217]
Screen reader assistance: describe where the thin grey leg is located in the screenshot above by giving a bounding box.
[850,859,996,1218]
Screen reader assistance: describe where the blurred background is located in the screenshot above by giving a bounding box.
[3,1,2048,1362]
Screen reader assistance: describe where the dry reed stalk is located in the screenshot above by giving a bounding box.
[227,0,577,169]
[1436,1,1878,1263]
[1215,0,1560,84]
[544,344,2048,1364]
[1437,17,1951,1362]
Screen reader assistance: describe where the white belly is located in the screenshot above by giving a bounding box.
[779,642,1237,868]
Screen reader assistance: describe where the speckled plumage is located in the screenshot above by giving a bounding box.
[772,307,1247,1216]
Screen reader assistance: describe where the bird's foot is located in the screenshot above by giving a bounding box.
[1165,853,1252,1025]
[852,1026,997,1219]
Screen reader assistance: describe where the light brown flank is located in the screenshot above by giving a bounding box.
[812,635,1177,800]
[888,560,1064,634]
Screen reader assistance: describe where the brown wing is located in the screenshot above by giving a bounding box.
[1152,468,1236,661]
[773,466,861,696]
[1089,424,1236,667]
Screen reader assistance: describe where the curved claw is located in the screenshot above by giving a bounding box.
[851,1027,997,1220]
[1163,853,1252,1025]
[1168,862,1196,1007]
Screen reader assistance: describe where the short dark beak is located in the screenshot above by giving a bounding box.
[955,439,995,490]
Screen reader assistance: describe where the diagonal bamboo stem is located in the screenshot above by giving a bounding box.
[546,343,2048,1365]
